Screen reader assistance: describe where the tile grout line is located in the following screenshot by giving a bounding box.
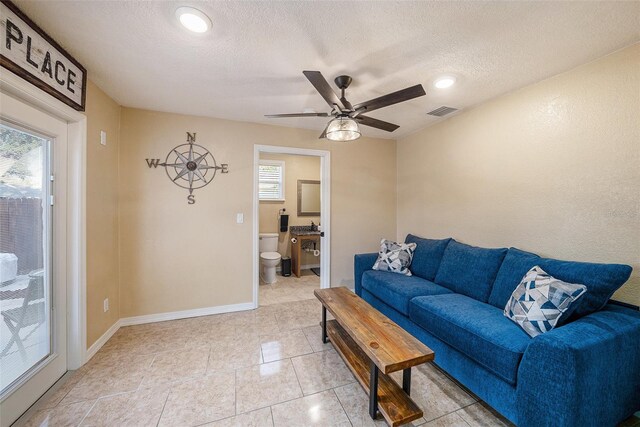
[422,402,477,427]
[205,345,212,376]
[259,341,265,365]
[155,388,171,427]
[237,389,308,416]
[265,388,357,426]
[75,398,98,427]
[289,354,307,396]
[446,410,474,427]
[454,408,474,427]
[329,388,354,427]
[234,366,238,417]
[45,371,83,410]
[301,328,317,354]
[268,389,331,414]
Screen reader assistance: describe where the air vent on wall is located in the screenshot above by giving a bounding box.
[427,106,458,117]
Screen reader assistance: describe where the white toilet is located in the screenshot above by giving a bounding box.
[259,233,282,284]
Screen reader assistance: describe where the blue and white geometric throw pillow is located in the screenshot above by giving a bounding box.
[372,239,417,276]
[504,266,587,338]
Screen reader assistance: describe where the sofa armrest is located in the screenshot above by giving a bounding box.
[516,304,640,427]
[354,253,378,295]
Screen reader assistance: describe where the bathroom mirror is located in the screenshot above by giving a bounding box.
[297,180,320,216]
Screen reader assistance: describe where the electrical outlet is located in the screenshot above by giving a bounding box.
[103,298,109,312]
[100,130,107,146]
[236,213,244,224]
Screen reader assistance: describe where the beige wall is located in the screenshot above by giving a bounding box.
[259,153,320,266]
[85,81,121,347]
[83,44,638,334]
[397,44,640,306]
[118,109,396,317]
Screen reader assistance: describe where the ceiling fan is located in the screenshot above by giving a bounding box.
[265,71,426,141]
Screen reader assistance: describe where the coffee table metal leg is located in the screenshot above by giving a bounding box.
[403,368,411,394]
[369,361,379,419]
[321,306,328,343]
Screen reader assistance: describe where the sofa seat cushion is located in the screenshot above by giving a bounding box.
[361,270,453,315]
[409,293,531,385]
[404,234,452,281]
[434,240,508,302]
[488,248,633,321]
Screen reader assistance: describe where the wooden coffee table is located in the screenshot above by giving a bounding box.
[314,287,434,426]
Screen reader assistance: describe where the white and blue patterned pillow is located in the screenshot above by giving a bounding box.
[505,266,587,337]
[372,239,417,276]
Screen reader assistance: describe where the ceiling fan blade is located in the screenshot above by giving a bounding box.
[354,115,400,132]
[354,84,426,114]
[303,71,345,110]
[265,113,330,118]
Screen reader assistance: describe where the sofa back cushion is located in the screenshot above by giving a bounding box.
[489,247,633,321]
[434,240,508,302]
[404,234,452,281]
[488,248,541,309]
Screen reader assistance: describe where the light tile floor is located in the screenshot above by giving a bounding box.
[17,290,640,427]
[17,291,523,427]
[259,269,320,306]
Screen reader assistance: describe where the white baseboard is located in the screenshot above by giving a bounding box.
[83,301,254,363]
[85,319,121,363]
[119,302,255,326]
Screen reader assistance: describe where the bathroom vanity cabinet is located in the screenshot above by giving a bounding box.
[291,233,320,277]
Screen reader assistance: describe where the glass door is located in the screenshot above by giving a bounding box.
[0,123,52,388]
[0,92,68,426]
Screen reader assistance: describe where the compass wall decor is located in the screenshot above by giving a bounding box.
[145,132,228,204]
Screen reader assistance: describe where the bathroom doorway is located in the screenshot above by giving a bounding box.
[252,145,330,307]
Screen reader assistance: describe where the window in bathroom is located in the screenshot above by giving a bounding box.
[258,160,285,200]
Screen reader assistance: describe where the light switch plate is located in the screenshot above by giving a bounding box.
[236,213,244,224]
[100,130,107,146]
[103,298,109,312]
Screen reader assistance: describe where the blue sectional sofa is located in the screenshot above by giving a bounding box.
[354,235,640,427]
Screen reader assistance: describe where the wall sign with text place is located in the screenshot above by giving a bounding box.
[0,0,86,111]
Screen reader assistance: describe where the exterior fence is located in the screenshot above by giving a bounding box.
[0,197,43,275]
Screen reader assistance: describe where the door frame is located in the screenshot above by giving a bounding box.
[253,145,331,307]
[1,71,87,370]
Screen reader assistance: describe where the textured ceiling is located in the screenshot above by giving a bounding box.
[12,1,640,139]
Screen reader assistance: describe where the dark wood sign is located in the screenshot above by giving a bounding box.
[1,0,86,111]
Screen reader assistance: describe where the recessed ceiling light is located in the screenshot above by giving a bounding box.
[434,76,456,89]
[176,7,211,33]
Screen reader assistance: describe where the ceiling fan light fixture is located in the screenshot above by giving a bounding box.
[434,76,456,89]
[176,7,211,33]
[325,117,361,142]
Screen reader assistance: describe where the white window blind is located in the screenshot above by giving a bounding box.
[259,160,285,200]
